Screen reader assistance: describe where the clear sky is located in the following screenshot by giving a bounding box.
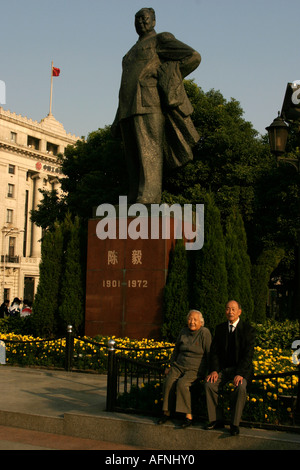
[1,0,299,139]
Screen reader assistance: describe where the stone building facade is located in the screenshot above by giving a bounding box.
[0,107,79,304]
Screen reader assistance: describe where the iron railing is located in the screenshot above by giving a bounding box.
[1,327,299,431]
[106,339,300,432]
[106,339,172,413]
[0,255,20,263]
[1,325,108,371]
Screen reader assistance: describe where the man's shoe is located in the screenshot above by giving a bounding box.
[157,414,170,425]
[180,417,193,429]
[230,424,240,436]
[205,420,224,430]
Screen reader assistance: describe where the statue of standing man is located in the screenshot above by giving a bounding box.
[112,7,201,204]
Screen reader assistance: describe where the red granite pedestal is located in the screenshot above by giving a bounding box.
[85,216,176,340]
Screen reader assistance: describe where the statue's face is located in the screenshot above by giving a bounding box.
[135,9,155,37]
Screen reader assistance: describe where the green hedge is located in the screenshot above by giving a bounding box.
[0,317,299,351]
[254,319,299,350]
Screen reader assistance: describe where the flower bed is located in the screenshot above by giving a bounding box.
[0,325,299,426]
[115,344,299,425]
[0,333,174,370]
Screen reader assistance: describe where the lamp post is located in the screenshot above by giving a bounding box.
[266,113,300,316]
[266,112,300,425]
[266,113,289,157]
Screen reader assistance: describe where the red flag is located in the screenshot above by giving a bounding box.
[52,67,60,77]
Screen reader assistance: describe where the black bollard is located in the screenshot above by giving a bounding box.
[65,325,74,372]
[106,339,117,411]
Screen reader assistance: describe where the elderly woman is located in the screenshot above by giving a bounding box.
[158,310,212,428]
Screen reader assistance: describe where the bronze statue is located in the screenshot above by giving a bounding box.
[112,7,201,204]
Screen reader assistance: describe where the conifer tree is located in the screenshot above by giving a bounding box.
[162,238,189,341]
[224,213,240,301]
[192,194,228,333]
[58,215,84,334]
[251,248,285,323]
[225,209,254,321]
[32,222,64,336]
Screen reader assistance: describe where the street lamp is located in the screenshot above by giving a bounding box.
[267,111,300,426]
[266,113,289,157]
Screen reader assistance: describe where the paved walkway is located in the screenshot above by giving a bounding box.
[0,365,299,451]
[0,424,149,450]
[0,365,107,418]
[0,366,148,450]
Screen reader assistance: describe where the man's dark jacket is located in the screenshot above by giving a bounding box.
[209,319,256,383]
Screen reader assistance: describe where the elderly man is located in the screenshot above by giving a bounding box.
[205,300,256,435]
[158,310,211,428]
[112,7,201,204]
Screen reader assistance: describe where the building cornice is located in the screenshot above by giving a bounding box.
[0,107,80,144]
[0,139,61,164]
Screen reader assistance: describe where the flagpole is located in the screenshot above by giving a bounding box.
[49,61,53,115]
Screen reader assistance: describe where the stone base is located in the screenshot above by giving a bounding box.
[85,216,177,339]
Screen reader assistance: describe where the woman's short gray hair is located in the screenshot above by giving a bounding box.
[187,309,204,326]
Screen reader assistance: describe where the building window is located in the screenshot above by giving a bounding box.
[10,132,17,143]
[8,237,16,258]
[4,289,10,302]
[27,135,40,150]
[8,164,15,174]
[7,184,14,198]
[6,209,13,224]
[46,142,58,156]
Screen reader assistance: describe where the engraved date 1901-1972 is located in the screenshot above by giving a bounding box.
[102,279,148,288]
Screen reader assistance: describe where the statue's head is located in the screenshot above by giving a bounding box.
[135,8,156,37]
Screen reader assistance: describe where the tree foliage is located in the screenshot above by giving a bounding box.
[225,209,254,321]
[61,127,127,219]
[32,214,85,337]
[31,127,127,229]
[192,193,228,333]
[30,189,67,231]
[162,239,189,341]
[30,80,300,327]
[32,222,64,336]
[58,215,84,334]
[251,248,285,323]
[163,81,271,225]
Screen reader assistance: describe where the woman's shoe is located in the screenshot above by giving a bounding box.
[230,424,240,436]
[157,414,170,425]
[180,417,193,428]
[205,420,224,430]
